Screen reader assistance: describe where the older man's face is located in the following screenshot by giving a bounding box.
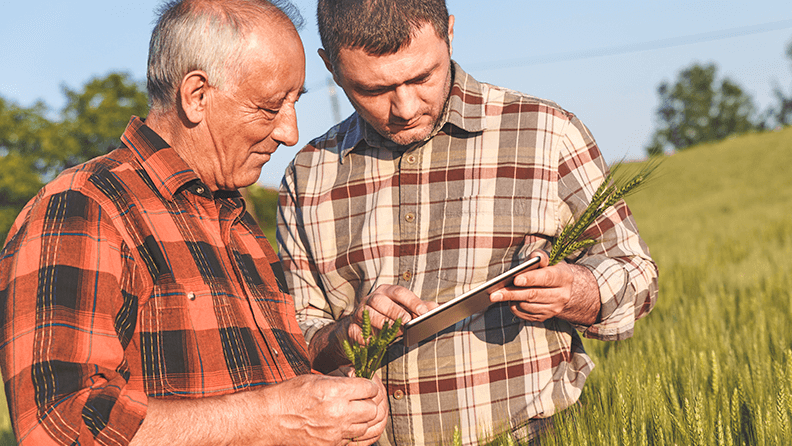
[204,18,305,191]
[328,20,453,147]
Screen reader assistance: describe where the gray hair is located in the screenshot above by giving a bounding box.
[147,0,303,111]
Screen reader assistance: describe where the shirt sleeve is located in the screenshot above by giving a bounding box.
[276,161,338,344]
[0,188,147,445]
[555,115,659,341]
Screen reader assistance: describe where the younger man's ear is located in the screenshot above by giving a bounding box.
[318,49,339,84]
[179,70,209,124]
[448,15,455,56]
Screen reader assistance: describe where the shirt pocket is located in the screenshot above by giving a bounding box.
[138,281,252,396]
[435,196,548,287]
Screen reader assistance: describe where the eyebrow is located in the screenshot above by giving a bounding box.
[265,85,307,107]
[355,64,437,92]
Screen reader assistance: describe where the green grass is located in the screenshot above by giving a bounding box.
[480,127,792,445]
[2,127,791,444]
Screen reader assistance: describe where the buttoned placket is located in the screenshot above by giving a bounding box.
[397,148,421,289]
[186,188,288,382]
[222,196,289,381]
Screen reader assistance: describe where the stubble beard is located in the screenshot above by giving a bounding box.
[375,66,453,147]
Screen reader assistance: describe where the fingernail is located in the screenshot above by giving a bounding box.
[491,291,503,302]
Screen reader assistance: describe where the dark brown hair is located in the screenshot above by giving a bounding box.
[317,0,449,65]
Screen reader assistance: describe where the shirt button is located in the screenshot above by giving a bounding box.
[195,186,205,195]
[402,271,412,281]
[406,154,417,164]
[393,390,405,400]
[187,292,196,301]
[405,212,415,223]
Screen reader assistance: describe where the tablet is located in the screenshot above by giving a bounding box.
[402,255,542,346]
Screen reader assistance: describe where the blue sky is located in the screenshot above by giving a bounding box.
[2,1,791,187]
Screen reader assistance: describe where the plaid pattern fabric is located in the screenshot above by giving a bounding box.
[278,62,658,446]
[0,117,311,446]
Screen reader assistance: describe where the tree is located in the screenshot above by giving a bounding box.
[764,38,792,129]
[58,73,150,171]
[646,63,758,156]
[0,72,148,242]
[0,98,52,236]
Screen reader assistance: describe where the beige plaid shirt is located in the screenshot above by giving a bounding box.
[278,62,658,446]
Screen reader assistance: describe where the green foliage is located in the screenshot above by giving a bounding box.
[0,72,148,243]
[242,184,279,251]
[766,38,792,128]
[646,63,758,155]
[548,161,657,266]
[245,184,280,231]
[58,72,150,170]
[342,309,402,379]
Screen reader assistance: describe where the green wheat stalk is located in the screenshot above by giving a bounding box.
[548,161,658,266]
[342,309,402,379]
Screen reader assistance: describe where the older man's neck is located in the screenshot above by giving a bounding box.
[145,109,220,191]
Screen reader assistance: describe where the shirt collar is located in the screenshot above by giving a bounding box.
[120,116,201,201]
[339,60,487,160]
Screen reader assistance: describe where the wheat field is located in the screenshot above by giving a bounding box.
[1,127,790,445]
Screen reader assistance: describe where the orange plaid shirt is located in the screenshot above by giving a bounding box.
[0,117,311,445]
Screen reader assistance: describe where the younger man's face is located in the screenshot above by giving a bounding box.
[326,19,454,146]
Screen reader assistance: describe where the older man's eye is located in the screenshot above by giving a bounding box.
[259,107,280,117]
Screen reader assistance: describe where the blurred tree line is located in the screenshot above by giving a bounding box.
[0,73,149,240]
[646,39,792,155]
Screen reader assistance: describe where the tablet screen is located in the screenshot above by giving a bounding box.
[402,255,542,346]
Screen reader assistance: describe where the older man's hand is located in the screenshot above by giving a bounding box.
[253,373,388,446]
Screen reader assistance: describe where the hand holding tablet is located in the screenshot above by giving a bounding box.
[402,255,543,346]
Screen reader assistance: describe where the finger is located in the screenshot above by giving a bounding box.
[373,285,430,316]
[354,402,388,445]
[318,375,379,402]
[347,322,365,344]
[369,375,388,410]
[388,285,430,315]
[327,367,348,377]
[347,377,380,400]
[343,399,380,427]
[529,249,550,268]
[365,286,426,325]
[345,418,374,437]
[349,299,400,339]
[490,285,547,304]
[513,263,572,288]
[329,366,354,378]
[347,377,388,444]
[509,302,562,322]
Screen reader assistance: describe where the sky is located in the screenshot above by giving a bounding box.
[2,1,791,188]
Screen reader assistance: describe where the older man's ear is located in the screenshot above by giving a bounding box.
[179,70,210,125]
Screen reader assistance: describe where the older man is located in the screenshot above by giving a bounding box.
[277,0,658,445]
[0,1,386,445]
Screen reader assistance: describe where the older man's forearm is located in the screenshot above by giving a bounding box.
[131,374,384,446]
